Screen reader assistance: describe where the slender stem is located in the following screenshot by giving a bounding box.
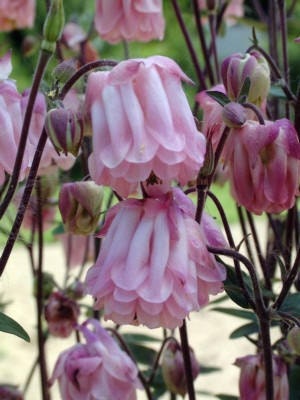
[0,129,48,277]
[207,192,255,309]
[179,320,196,400]
[23,355,39,394]
[236,205,255,265]
[0,50,51,219]
[273,245,300,309]
[251,0,268,22]
[208,13,220,82]
[246,211,270,290]
[147,336,174,385]
[35,178,50,400]
[191,0,214,85]
[242,103,265,124]
[277,0,290,118]
[171,0,206,90]
[259,318,274,400]
[58,60,118,100]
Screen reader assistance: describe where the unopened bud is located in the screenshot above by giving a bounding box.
[66,280,85,300]
[161,339,200,397]
[287,326,300,355]
[222,102,247,128]
[42,0,65,53]
[44,291,79,338]
[59,181,104,235]
[52,59,77,83]
[45,108,83,156]
[221,51,270,106]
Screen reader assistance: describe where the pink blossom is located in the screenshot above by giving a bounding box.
[235,354,289,400]
[85,188,226,329]
[0,52,74,183]
[44,291,79,338]
[223,118,300,214]
[94,0,165,43]
[85,56,206,197]
[0,0,35,31]
[49,319,141,400]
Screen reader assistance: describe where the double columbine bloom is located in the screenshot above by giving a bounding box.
[85,188,226,329]
[85,55,206,197]
[50,319,141,400]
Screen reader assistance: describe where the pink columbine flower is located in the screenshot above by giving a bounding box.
[94,0,165,44]
[85,188,226,329]
[0,52,74,183]
[85,56,206,197]
[49,319,141,400]
[235,354,289,400]
[223,118,300,214]
[0,0,35,32]
[44,291,80,338]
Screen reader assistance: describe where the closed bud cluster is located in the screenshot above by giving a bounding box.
[59,181,103,235]
[44,291,80,338]
[45,108,83,156]
[222,102,247,128]
[33,272,56,300]
[221,50,270,106]
[161,339,200,397]
[287,326,300,355]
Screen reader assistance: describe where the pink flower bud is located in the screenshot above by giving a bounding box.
[45,108,83,156]
[59,181,103,235]
[221,50,270,106]
[52,59,77,83]
[162,339,200,396]
[222,102,247,128]
[44,291,79,338]
[0,385,23,400]
[287,326,300,355]
[235,354,289,400]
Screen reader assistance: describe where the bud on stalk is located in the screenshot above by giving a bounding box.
[45,108,83,156]
[42,0,65,53]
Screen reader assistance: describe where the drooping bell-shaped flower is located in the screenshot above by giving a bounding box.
[49,319,141,400]
[235,354,289,400]
[94,0,165,43]
[85,56,206,197]
[223,118,300,214]
[85,188,226,329]
[59,181,104,235]
[161,338,200,397]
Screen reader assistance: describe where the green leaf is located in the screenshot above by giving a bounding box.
[223,264,253,309]
[211,307,256,321]
[229,321,259,339]
[289,364,300,400]
[215,395,239,400]
[200,365,221,374]
[280,293,300,318]
[206,91,230,106]
[126,342,157,366]
[122,332,160,344]
[0,311,30,342]
[269,85,286,100]
[51,222,65,235]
